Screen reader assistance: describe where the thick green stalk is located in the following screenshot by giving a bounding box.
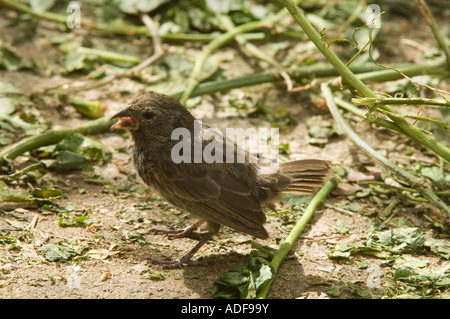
[180,20,268,104]
[4,61,443,166]
[322,83,450,215]
[256,178,337,299]
[284,0,450,162]
[0,117,114,165]
[334,97,405,134]
[171,61,447,100]
[352,97,450,108]
[180,7,290,104]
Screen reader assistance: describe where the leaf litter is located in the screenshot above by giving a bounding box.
[0,0,449,299]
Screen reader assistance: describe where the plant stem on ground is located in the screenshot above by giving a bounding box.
[179,6,291,104]
[256,178,337,299]
[284,0,450,162]
[0,117,114,166]
[322,83,450,215]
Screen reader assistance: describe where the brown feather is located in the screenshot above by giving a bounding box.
[112,92,332,251]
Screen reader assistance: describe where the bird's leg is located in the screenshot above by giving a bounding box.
[148,220,207,239]
[149,231,214,268]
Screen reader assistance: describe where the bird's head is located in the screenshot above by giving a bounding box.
[110,92,195,146]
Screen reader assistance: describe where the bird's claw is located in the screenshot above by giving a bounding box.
[148,224,207,239]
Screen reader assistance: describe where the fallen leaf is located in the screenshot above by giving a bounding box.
[87,249,117,260]
[347,169,375,182]
[332,183,360,195]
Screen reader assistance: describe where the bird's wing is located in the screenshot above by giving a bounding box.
[156,150,268,239]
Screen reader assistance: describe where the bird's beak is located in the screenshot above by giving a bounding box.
[110,106,138,130]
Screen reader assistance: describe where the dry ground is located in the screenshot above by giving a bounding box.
[0,2,449,299]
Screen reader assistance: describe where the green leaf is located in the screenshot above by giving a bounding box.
[41,243,77,262]
[149,272,166,281]
[44,132,111,171]
[326,287,341,297]
[63,49,88,72]
[56,132,84,152]
[58,213,89,227]
[29,0,56,13]
[79,136,111,164]
[0,181,31,202]
[307,122,337,146]
[336,219,351,234]
[376,228,427,251]
[32,188,62,200]
[0,45,22,71]
[117,0,169,14]
[212,257,274,299]
[55,150,87,171]
[0,91,22,117]
[282,194,313,206]
[424,237,450,259]
[420,165,448,190]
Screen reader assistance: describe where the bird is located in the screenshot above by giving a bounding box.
[111,92,331,267]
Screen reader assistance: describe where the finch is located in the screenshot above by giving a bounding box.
[111,92,331,267]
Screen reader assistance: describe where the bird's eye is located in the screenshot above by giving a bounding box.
[143,111,155,120]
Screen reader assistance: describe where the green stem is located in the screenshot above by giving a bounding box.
[217,14,281,67]
[322,83,450,215]
[180,7,290,104]
[170,61,447,100]
[375,108,448,129]
[352,97,450,108]
[4,60,443,166]
[284,0,450,162]
[0,117,114,165]
[0,0,67,23]
[60,46,142,64]
[0,0,233,43]
[256,178,337,299]
[414,0,450,68]
[284,0,372,96]
[334,97,406,134]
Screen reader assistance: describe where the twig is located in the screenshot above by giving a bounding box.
[322,83,450,215]
[256,178,337,299]
[28,214,39,230]
[134,14,164,73]
[346,13,384,67]
[366,54,450,102]
[0,266,34,287]
[334,97,406,134]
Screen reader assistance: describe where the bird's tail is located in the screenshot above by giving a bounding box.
[278,159,331,193]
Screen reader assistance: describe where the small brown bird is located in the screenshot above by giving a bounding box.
[111,92,331,267]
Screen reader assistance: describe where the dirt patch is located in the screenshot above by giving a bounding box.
[1,2,449,299]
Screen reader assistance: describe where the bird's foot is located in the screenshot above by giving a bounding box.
[148,221,206,239]
[148,230,215,268]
